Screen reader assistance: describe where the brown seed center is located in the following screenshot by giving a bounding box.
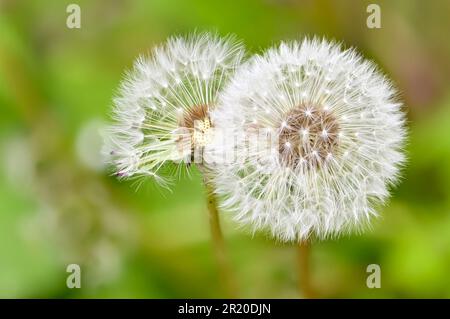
[278,103,340,168]
[177,104,212,150]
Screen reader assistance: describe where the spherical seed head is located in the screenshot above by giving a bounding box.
[211,38,407,242]
[102,32,245,184]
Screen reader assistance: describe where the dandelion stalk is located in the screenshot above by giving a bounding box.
[297,240,314,298]
[204,177,237,298]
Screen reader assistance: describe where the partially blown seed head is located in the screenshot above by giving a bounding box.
[103,32,245,184]
[211,38,407,242]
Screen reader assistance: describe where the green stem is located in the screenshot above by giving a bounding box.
[204,179,238,298]
[298,240,315,298]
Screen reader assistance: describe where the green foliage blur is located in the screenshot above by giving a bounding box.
[1,0,450,298]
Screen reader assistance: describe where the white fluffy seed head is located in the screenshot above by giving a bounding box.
[211,38,407,242]
[102,32,245,184]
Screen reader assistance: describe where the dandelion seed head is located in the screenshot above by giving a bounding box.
[211,38,407,242]
[103,32,245,184]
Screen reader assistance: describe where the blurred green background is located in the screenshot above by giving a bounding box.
[1,0,450,298]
